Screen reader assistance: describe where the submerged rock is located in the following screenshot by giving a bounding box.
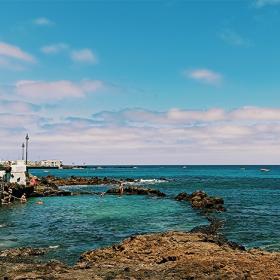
[190,217,246,251]
[106,186,166,197]
[175,190,225,211]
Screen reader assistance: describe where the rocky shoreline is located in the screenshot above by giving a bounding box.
[1,228,279,279]
[2,176,278,279]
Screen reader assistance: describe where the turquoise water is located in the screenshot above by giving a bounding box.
[0,165,279,264]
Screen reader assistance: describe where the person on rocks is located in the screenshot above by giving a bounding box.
[30,177,38,187]
[119,182,124,195]
[20,193,27,204]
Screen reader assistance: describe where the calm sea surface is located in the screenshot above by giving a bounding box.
[0,165,279,264]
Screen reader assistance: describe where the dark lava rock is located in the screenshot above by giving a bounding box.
[176,190,225,211]
[175,192,190,201]
[190,217,246,251]
[106,186,166,197]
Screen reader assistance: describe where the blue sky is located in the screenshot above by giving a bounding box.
[1,0,280,164]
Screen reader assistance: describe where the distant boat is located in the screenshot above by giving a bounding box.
[97,167,103,169]
[133,166,138,169]
[260,168,270,172]
[182,166,187,169]
[72,167,84,170]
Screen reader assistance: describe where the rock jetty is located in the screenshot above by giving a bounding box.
[106,186,166,197]
[1,231,279,279]
[39,175,121,187]
[175,190,225,211]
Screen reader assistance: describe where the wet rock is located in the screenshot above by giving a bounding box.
[38,176,132,188]
[190,217,224,235]
[190,218,246,251]
[106,186,166,197]
[175,192,190,201]
[176,190,225,211]
[26,176,140,198]
[29,189,72,197]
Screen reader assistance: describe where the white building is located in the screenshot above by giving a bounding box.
[9,160,27,185]
[0,171,6,178]
[39,160,62,168]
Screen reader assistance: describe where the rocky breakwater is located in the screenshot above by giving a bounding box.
[1,231,280,279]
[42,175,121,186]
[106,186,166,197]
[175,190,225,211]
[30,176,127,197]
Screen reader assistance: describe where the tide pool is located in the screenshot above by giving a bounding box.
[0,165,279,264]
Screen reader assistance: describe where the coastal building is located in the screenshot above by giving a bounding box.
[39,160,62,168]
[9,160,27,186]
[0,160,27,186]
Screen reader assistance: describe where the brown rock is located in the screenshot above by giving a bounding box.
[176,190,225,211]
[106,186,166,197]
[1,232,280,279]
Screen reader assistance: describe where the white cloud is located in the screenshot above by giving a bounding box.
[185,69,223,85]
[15,79,103,102]
[3,106,280,163]
[255,0,280,7]
[220,29,251,47]
[0,100,40,114]
[90,107,280,127]
[70,49,98,64]
[40,43,69,54]
[33,17,54,26]
[0,42,35,63]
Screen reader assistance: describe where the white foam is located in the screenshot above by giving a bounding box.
[136,179,167,184]
[49,245,60,249]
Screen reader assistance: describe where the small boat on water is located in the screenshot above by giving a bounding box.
[260,168,270,172]
[182,166,187,169]
[72,167,84,170]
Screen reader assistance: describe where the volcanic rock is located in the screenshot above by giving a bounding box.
[1,231,280,279]
[175,190,225,211]
[106,186,166,197]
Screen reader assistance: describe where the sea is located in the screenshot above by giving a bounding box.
[0,165,279,265]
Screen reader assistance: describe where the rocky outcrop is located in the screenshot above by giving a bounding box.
[39,175,125,187]
[1,231,279,280]
[190,217,245,251]
[106,186,166,197]
[0,182,34,205]
[29,176,137,197]
[30,188,72,197]
[0,247,47,258]
[175,190,225,211]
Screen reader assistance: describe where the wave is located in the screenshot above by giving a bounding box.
[49,245,60,249]
[133,178,168,185]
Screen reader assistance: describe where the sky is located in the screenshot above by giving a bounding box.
[1,0,280,164]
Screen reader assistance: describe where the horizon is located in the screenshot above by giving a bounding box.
[1,0,280,164]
